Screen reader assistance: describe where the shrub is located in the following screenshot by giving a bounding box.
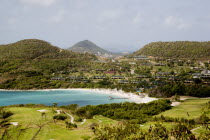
[53,114,67,120]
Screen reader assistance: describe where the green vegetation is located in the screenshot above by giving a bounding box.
[149,83,210,97]
[0,107,13,136]
[92,99,210,140]
[0,39,209,99]
[0,39,96,60]
[93,122,198,140]
[0,99,209,139]
[158,99,210,119]
[133,41,210,59]
[94,115,117,124]
[1,107,93,140]
[76,100,171,123]
[0,106,121,140]
[53,114,67,120]
[0,38,209,139]
[0,39,97,89]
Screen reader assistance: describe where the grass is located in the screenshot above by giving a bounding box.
[94,115,117,124]
[5,107,93,140]
[3,107,118,140]
[140,99,210,134]
[2,99,209,139]
[8,107,53,124]
[158,98,210,119]
[140,122,176,130]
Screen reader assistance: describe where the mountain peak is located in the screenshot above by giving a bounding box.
[68,40,115,57]
[83,40,91,42]
[76,40,97,48]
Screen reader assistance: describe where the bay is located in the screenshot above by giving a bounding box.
[0,89,132,106]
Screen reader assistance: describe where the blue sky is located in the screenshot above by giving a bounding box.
[0,0,210,52]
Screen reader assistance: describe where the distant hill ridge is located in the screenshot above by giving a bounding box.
[132,41,210,59]
[68,40,116,57]
[0,39,95,60]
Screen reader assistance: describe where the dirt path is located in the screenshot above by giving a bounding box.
[191,126,202,134]
[81,119,86,125]
[64,111,74,124]
[77,119,87,125]
[63,111,86,125]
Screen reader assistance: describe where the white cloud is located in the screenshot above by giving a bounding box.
[164,16,191,29]
[99,9,123,22]
[133,13,144,24]
[74,0,88,10]
[19,0,58,6]
[49,10,65,23]
[8,17,18,25]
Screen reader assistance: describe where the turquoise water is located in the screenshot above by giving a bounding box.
[0,90,132,106]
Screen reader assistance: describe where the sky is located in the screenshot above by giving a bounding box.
[0,0,210,52]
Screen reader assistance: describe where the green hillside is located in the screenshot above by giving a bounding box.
[0,39,95,60]
[133,41,210,59]
[0,39,96,89]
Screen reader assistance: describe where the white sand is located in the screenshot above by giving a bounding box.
[56,110,62,114]
[76,88,157,104]
[37,109,48,112]
[10,122,18,126]
[180,97,189,100]
[171,102,181,106]
[50,88,157,104]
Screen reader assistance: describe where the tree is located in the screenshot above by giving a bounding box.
[171,123,196,140]
[30,121,50,140]
[52,103,58,107]
[198,114,210,130]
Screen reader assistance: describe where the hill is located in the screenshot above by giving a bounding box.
[132,41,210,59]
[0,39,97,89]
[0,39,95,60]
[68,40,118,57]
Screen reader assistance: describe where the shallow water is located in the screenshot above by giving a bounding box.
[0,89,132,106]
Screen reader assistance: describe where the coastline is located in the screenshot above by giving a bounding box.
[0,88,157,104]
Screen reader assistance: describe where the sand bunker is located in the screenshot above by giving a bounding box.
[171,102,181,106]
[56,110,62,114]
[10,122,19,126]
[37,109,48,112]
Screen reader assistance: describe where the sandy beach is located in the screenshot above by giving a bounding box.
[0,88,157,104]
[47,88,157,103]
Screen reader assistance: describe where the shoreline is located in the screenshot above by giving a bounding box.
[0,88,157,104]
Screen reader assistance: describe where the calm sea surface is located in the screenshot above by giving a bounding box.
[0,90,132,106]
